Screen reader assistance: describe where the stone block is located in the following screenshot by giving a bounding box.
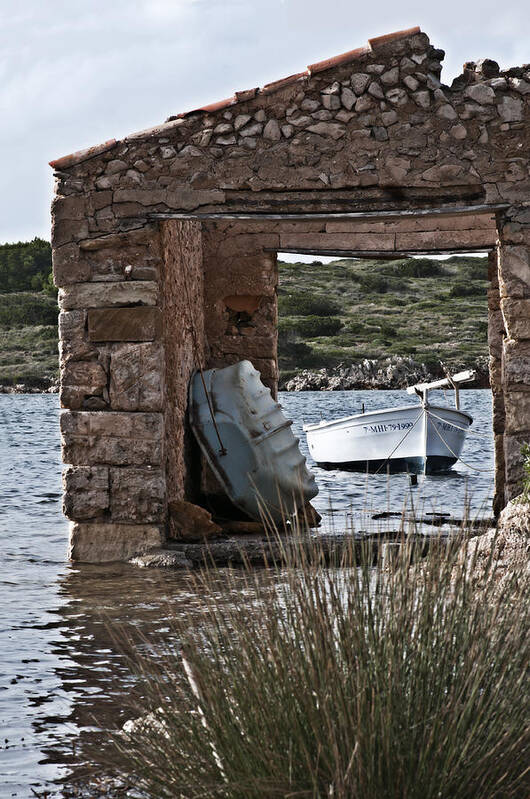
[498,245,530,299]
[53,243,90,286]
[505,481,524,503]
[501,299,530,340]
[218,335,276,360]
[61,411,164,466]
[504,391,530,434]
[487,305,505,360]
[503,339,530,392]
[58,281,158,310]
[278,232,395,251]
[504,433,530,486]
[493,433,506,517]
[113,188,225,210]
[217,233,280,258]
[395,229,495,250]
[168,500,222,540]
[88,307,162,342]
[59,310,98,362]
[60,360,108,410]
[109,342,164,411]
[79,226,160,252]
[498,96,523,122]
[490,360,505,435]
[110,467,166,523]
[52,218,89,249]
[51,195,87,221]
[63,466,109,520]
[68,521,163,562]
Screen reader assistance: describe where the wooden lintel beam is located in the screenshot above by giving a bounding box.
[267,246,493,258]
[148,202,508,222]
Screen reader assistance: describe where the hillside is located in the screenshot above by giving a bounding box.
[0,240,490,390]
[0,239,59,389]
[278,255,490,386]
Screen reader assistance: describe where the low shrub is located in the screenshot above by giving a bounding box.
[357,274,388,294]
[277,339,315,368]
[344,319,365,335]
[378,320,397,339]
[446,255,489,280]
[278,293,341,316]
[279,315,343,338]
[115,532,529,799]
[381,258,446,278]
[449,282,484,298]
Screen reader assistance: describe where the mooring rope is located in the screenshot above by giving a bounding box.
[426,408,493,439]
[425,410,495,473]
[374,410,425,475]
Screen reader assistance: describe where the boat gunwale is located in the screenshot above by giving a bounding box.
[303,403,473,434]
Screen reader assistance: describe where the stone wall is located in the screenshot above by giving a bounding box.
[202,222,278,394]
[161,219,205,509]
[50,26,530,560]
[497,206,530,501]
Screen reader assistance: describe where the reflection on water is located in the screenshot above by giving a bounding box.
[0,391,494,797]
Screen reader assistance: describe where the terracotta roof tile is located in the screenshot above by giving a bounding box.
[49,139,117,170]
[261,71,308,94]
[235,88,259,102]
[307,46,371,75]
[368,25,421,49]
[179,96,237,118]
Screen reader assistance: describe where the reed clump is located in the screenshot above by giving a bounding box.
[115,533,529,799]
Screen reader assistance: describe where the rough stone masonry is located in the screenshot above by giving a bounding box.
[50,26,530,562]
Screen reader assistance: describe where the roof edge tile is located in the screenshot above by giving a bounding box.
[49,139,117,170]
[261,71,308,93]
[368,25,421,49]
[180,96,236,118]
[307,46,372,75]
[235,88,260,102]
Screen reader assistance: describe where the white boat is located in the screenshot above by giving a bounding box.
[303,370,475,475]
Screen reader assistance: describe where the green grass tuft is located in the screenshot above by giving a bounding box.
[114,532,529,799]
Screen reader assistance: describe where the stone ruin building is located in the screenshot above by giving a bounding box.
[49,26,530,562]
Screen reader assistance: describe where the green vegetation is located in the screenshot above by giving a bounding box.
[278,255,490,378]
[115,531,528,798]
[0,237,53,293]
[0,239,58,386]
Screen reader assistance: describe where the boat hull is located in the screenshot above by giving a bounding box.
[304,404,472,475]
[189,361,318,523]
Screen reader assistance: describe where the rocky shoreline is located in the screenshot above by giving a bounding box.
[0,356,490,395]
[282,356,490,391]
[0,380,58,394]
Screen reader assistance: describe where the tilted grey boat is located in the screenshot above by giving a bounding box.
[189,361,318,523]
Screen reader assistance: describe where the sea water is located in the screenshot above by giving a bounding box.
[0,390,494,796]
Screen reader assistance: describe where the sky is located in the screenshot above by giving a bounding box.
[0,0,527,243]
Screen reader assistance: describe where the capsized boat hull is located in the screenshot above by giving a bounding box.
[304,404,472,475]
[189,361,318,523]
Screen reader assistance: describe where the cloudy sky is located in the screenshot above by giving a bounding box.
[1,0,527,243]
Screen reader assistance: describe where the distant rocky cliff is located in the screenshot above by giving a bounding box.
[282,356,490,391]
